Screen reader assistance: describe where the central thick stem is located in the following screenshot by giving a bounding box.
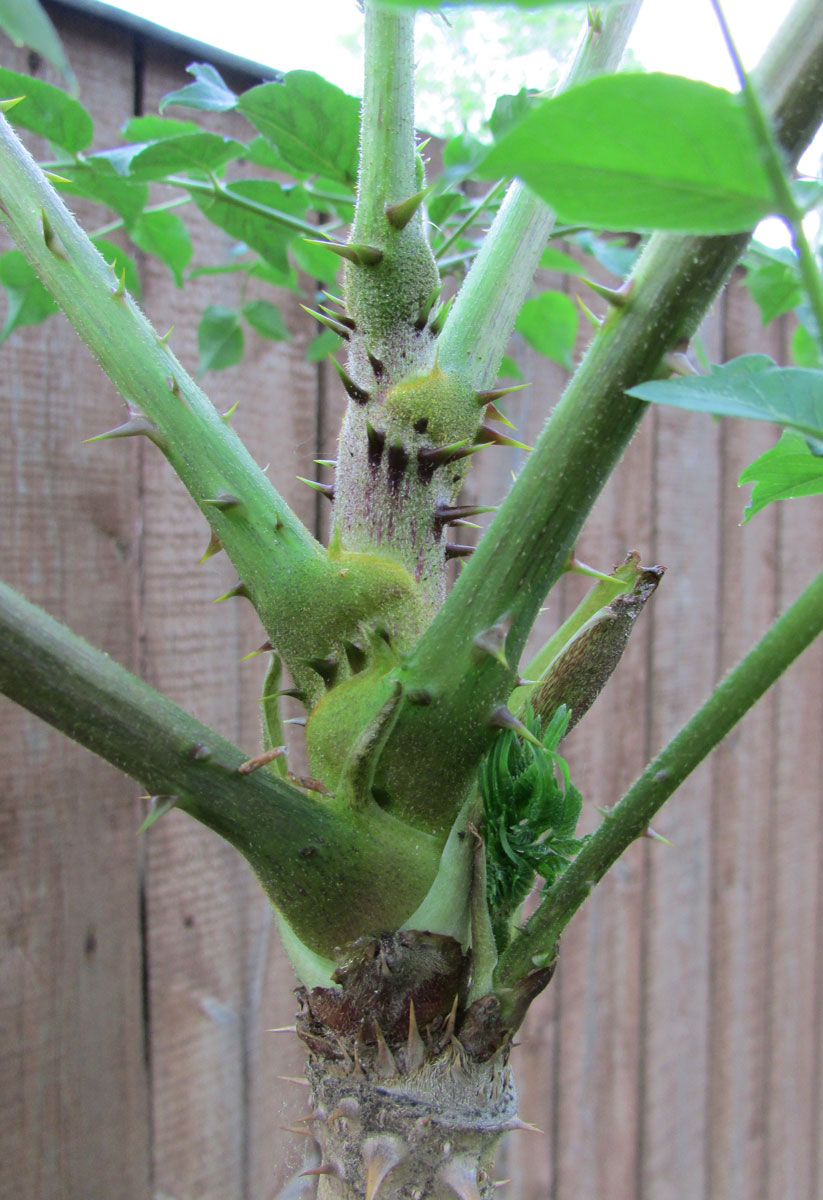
[307,1052,517,1199]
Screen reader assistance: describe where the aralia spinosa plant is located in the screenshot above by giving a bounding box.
[1,0,823,1193]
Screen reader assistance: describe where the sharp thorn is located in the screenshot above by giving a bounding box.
[445,542,475,559]
[222,401,238,421]
[367,352,384,379]
[473,614,513,667]
[137,794,180,834]
[436,502,498,525]
[576,293,603,328]
[42,168,72,183]
[241,640,273,661]
[202,491,242,511]
[214,581,249,603]
[642,825,675,846]
[445,992,459,1038]
[414,282,443,330]
[314,458,336,467]
[489,707,542,746]
[300,304,350,340]
[40,208,66,258]
[475,383,530,406]
[198,530,223,563]
[304,238,383,267]
[663,350,698,376]
[166,374,180,396]
[266,1025,297,1033]
[581,277,631,308]
[238,746,286,776]
[84,412,166,449]
[503,1118,544,1134]
[385,187,428,230]
[476,424,532,451]
[157,325,174,345]
[111,266,126,300]
[374,1019,398,1079]
[296,476,335,499]
[493,1181,512,1190]
[565,553,615,583]
[363,1136,407,1200]
[300,1163,341,1179]
[330,356,371,403]
[405,998,426,1073]
[284,716,307,727]
[0,96,25,113]
[437,1158,483,1200]
[428,294,454,337]
[322,290,344,306]
[318,303,356,331]
[484,401,516,428]
[280,1125,312,1137]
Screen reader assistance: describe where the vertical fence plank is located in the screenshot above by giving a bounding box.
[136,43,323,1200]
[704,282,780,1200]
[549,267,654,1200]
[0,14,151,1199]
[765,314,823,1200]
[638,304,724,1200]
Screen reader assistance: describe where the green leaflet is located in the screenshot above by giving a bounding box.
[627,356,823,442]
[739,431,823,523]
[0,248,58,341]
[480,705,587,953]
[0,64,91,151]
[0,0,75,90]
[197,305,243,374]
[131,211,192,289]
[237,72,360,186]
[515,289,578,369]
[159,62,239,113]
[478,73,773,234]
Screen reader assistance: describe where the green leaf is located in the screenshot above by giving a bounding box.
[627,356,823,441]
[159,62,239,113]
[571,230,640,279]
[242,299,290,341]
[0,65,91,150]
[127,132,247,180]
[478,73,773,234]
[197,305,244,373]
[131,211,192,287]
[121,115,199,141]
[515,290,578,369]
[0,0,75,90]
[305,328,342,362]
[237,72,360,185]
[539,246,583,275]
[498,355,524,381]
[291,237,342,284]
[55,160,148,228]
[743,257,802,325]
[189,179,307,274]
[92,238,141,297]
[488,87,537,140]
[791,322,823,368]
[738,431,823,522]
[0,249,58,341]
[379,0,588,6]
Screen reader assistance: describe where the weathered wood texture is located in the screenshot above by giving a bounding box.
[1,8,822,1199]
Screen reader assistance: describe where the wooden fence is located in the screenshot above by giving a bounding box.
[1,5,822,1198]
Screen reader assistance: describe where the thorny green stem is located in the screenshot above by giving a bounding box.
[494,570,823,1008]
[376,0,823,831]
[352,1,417,243]
[436,0,643,387]
[0,582,441,957]
[709,0,823,348]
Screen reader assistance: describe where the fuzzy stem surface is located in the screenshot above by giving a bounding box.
[494,569,823,1004]
[0,581,441,956]
[376,0,823,832]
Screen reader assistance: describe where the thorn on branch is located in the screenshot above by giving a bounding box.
[330,356,370,403]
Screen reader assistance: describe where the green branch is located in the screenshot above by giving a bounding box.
[0,113,372,697]
[375,0,823,833]
[436,0,643,388]
[0,580,441,959]
[494,569,823,1007]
